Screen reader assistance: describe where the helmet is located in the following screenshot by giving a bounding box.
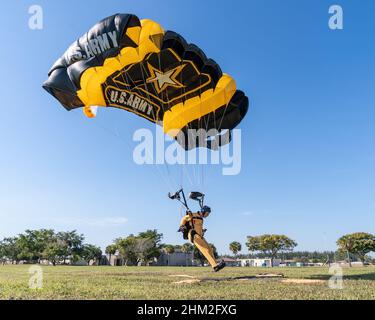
[201,206,211,217]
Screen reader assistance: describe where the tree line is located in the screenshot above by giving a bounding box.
[105,230,218,266]
[1,229,374,267]
[228,232,375,266]
[0,229,218,267]
[0,229,102,266]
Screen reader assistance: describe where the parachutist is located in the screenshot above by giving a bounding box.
[170,189,226,272]
[179,206,226,272]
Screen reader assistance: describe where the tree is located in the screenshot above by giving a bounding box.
[16,229,55,263]
[337,232,375,266]
[229,242,242,256]
[138,230,163,247]
[210,243,219,260]
[193,246,204,265]
[246,234,297,267]
[137,230,163,265]
[0,229,104,266]
[42,239,67,266]
[133,237,159,266]
[163,245,175,255]
[35,229,56,262]
[56,231,84,264]
[114,230,163,267]
[0,240,9,265]
[1,238,21,264]
[181,243,194,254]
[105,244,118,265]
[115,236,138,266]
[15,234,35,262]
[81,244,102,265]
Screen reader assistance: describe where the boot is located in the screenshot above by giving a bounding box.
[213,261,226,272]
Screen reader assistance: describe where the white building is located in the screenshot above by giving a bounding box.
[240,258,281,267]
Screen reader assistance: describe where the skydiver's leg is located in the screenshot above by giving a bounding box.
[189,232,217,268]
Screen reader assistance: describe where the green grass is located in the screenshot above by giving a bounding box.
[0,265,374,300]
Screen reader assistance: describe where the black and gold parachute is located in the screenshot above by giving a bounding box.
[43,14,248,149]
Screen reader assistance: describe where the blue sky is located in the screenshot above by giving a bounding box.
[0,0,374,255]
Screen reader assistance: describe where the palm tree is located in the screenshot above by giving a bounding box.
[163,245,175,266]
[163,245,175,255]
[181,243,194,254]
[229,242,242,257]
[105,244,117,266]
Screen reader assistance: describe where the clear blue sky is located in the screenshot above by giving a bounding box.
[0,0,374,255]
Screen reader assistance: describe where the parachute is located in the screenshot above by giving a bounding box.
[43,14,248,149]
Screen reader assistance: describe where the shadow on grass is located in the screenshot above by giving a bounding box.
[200,274,284,282]
[308,273,375,281]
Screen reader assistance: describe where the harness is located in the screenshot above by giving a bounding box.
[186,213,204,242]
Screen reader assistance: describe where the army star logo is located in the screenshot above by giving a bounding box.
[146,63,186,93]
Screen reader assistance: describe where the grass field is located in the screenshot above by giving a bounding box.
[0,265,374,300]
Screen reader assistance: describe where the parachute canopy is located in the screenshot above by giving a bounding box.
[43,14,249,149]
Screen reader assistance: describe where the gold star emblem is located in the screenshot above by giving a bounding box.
[146,63,186,94]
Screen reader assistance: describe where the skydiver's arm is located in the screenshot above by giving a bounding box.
[177,215,190,233]
[179,215,189,228]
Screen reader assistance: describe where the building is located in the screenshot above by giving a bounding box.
[240,258,281,267]
[221,257,241,267]
[279,260,307,267]
[104,251,194,267]
[156,252,194,267]
[106,254,122,266]
[329,261,365,267]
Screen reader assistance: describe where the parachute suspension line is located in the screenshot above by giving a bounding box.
[198,60,204,190]
[146,48,181,191]
[156,49,194,191]
[180,161,184,194]
[198,74,204,190]
[217,77,231,135]
[153,68,182,189]
[73,88,174,193]
[179,52,198,189]
[182,164,194,186]
[69,105,175,190]
[154,50,175,188]
[94,50,176,192]
[179,204,186,219]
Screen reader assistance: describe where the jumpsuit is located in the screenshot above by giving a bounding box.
[179,212,218,268]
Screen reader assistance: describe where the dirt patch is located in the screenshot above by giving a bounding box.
[202,274,284,282]
[173,279,202,284]
[169,274,196,279]
[255,274,284,278]
[281,279,325,285]
[172,273,284,284]
[172,275,326,285]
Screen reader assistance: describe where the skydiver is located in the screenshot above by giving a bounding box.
[169,190,226,272]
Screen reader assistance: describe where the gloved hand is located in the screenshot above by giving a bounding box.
[178,225,187,233]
